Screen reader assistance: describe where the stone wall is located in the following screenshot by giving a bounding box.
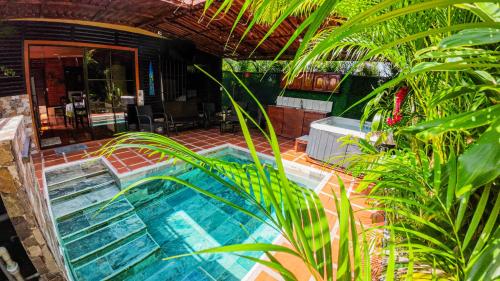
[0,95,35,149]
[0,116,67,281]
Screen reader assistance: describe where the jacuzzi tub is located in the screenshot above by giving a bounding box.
[306,116,373,166]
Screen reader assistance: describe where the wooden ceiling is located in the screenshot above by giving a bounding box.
[0,0,305,59]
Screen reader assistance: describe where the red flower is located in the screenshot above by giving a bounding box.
[386,86,408,126]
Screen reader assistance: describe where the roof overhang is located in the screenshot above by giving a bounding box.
[1,0,303,59]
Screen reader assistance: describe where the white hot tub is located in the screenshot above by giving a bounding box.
[306,116,372,166]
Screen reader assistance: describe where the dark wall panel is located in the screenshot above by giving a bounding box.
[0,21,221,105]
[0,24,24,97]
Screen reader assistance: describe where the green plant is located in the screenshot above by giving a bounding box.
[0,23,16,77]
[103,68,122,104]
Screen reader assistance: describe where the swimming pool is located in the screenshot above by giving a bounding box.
[45,145,330,281]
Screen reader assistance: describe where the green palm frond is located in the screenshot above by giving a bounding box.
[97,68,376,281]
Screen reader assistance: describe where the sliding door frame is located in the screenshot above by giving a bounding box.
[24,40,139,149]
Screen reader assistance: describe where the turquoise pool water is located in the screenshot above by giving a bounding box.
[128,153,279,280]
[46,147,323,281]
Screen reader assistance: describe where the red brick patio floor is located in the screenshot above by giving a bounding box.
[32,128,380,280]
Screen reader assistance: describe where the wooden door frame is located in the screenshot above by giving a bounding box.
[23,40,140,149]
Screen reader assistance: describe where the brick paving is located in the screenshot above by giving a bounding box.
[32,128,379,280]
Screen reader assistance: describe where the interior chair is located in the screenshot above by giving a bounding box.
[72,95,87,128]
[54,96,68,127]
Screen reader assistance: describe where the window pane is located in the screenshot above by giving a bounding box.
[86,48,109,80]
[111,50,135,81]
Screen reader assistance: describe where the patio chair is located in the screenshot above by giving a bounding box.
[202,102,217,128]
[151,102,182,135]
[165,100,201,130]
[135,105,170,134]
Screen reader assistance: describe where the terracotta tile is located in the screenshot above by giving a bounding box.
[114,151,139,160]
[64,150,87,157]
[38,179,44,191]
[348,194,370,209]
[85,142,103,149]
[326,210,338,227]
[121,156,146,166]
[190,141,208,147]
[116,167,130,174]
[34,163,42,171]
[254,271,279,281]
[66,154,88,162]
[32,154,42,164]
[85,146,101,154]
[274,251,312,281]
[42,149,56,156]
[109,160,125,169]
[129,162,150,170]
[44,159,66,167]
[43,154,64,162]
[353,210,375,226]
[319,193,338,213]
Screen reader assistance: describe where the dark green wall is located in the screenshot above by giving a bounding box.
[222,72,383,119]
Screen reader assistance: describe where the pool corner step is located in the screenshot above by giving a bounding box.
[50,176,116,204]
[73,233,160,281]
[66,214,147,267]
[58,197,135,242]
[45,159,109,186]
[52,183,121,219]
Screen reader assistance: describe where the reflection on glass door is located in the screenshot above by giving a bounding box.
[28,44,136,148]
[85,48,136,139]
[28,45,89,148]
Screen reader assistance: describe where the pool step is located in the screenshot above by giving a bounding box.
[45,160,108,186]
[46,159,163,281]
[73,233,160,281]
[58,197,135,242]
[51,183,120,219]
[66,214,147,266]
[49,172,115,202]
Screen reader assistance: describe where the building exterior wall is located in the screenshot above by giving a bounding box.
[0,20,222,148]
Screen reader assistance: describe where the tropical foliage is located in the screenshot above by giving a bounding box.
[203,0,499,279]
[102,0,499,280]
[0,23,15,77]
[222,58,389,76]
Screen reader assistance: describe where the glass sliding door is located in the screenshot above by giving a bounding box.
[27,43,137,148]
[84,48,136,139]
[28,45,89,148]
